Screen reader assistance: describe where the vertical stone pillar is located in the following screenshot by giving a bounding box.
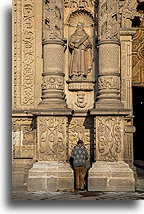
[39,0,66,109]
[96,0,123,109]
[88,0,135,192]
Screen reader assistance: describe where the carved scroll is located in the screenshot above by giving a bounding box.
[96,117,123,162]
[21,1,35,106]
[38,117,67,161]
[13,0,36,109]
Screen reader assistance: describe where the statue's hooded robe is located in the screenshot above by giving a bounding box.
[69,28,92,78]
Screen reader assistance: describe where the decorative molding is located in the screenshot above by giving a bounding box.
[64,0,96,8]
[68,82,94,91]
[21,0,35,106]
[98,76,120,89]
[42,76,64,90]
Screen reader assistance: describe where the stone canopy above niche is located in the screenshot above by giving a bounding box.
[64,0,96,8]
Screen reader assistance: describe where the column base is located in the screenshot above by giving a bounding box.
[28,162,74,192]
[38,99,67,109]
[96,100,124,109]
[88,161,135,192]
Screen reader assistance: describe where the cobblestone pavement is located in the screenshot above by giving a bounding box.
[12,190,144,200]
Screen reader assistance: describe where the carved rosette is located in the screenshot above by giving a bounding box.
[12,118,36,159]
[37,117,67,161]
[96,117,124,162]
[68,117,95,161]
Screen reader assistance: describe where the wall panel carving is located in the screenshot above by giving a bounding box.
[38,117,67,161]
[21,0,35,106]
[68,117,95,161]
[12,118,36,159]
[132,18,144,86]
[96,117,123,162]
[13,0,38,109]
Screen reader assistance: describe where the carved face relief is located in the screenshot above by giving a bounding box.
[75,92,87,108]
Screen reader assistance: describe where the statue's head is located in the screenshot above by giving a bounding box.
[77,22,84,31]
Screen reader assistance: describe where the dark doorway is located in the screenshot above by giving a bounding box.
[133,87,144,161]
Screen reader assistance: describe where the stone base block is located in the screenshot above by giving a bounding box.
[12,159,36,187]
[28,162,74,192]
[88,161,135,192]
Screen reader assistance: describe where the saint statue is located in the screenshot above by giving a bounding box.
[69,22,92,78]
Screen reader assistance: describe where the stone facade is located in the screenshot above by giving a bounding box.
[12,0,144,192]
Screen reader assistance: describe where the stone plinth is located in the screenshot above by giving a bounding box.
[28,162,74,192]
[88,161,135,192]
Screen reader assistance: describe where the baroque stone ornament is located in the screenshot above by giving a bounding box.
[96,117,123,162]
[12,118,36,159]
[132,18,144,86]
[37,117,67,161]
[75,92,87,108]
[69,22,92,79]
[68,117,95,160]
[39,0,67,108]
[44,0,63,40]
[96,0,123,109]
[64,0,96,8]
[13,0,35,109]
[119,0,140,29]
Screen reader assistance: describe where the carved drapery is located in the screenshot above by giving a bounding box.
[64,2,96,110]
[96,0,123,109]
[132,18,144,86]
[96,117,123,162]
[37,117,67,161]
[39,0,67,108]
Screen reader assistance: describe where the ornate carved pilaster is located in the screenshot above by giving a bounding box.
[96,0,123,109]
[39,0,67,108]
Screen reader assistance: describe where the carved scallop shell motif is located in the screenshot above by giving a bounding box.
[67,9,94,26]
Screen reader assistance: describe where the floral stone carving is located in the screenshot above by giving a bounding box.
[38,117,67,161]
[96,117,123,162]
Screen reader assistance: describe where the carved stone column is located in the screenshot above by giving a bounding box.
[39,0,66,109]
[96,0,123,109]
[88,0,135,192]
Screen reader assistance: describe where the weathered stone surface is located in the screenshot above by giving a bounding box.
[88,161,135,192]
[28,162,74,192]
